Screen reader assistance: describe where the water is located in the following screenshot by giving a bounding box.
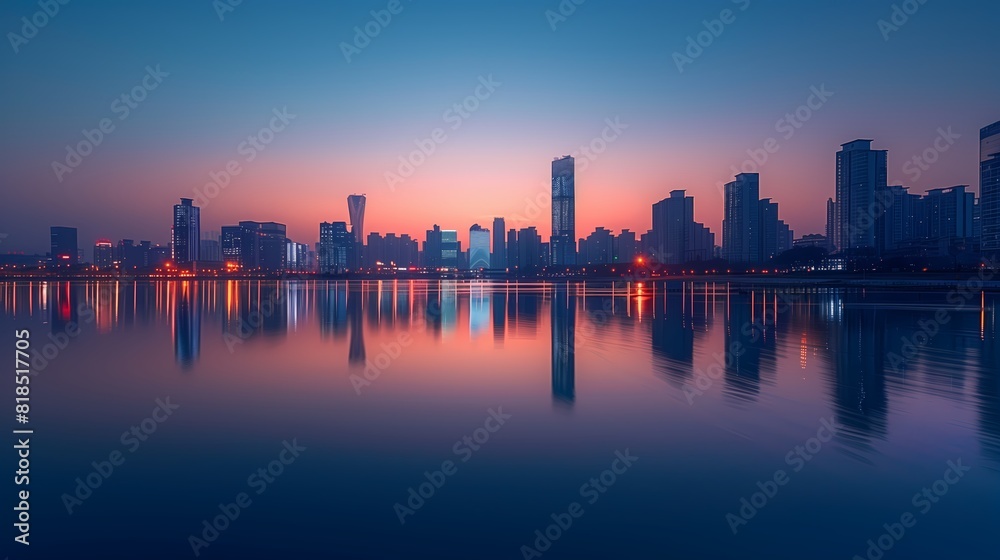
[3,280,998,559]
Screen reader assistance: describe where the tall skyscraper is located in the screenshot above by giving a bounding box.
[347,194,366,244]
[506,229,518,270]
[835,140,887,253]
[551,155,576,266]
[171,198,200,265]
[469,224,491,270]
[50,226,78,265]
[652,190,693,265]
[826,198,836,253]
[492,217,506,270]
[723,173,760,264]
[981,121,1000,260]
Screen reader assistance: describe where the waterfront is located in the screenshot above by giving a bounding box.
[3,279,998,559]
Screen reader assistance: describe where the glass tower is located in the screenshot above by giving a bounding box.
[551,155,576,266]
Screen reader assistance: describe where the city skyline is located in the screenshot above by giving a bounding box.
[4,124,999,265]
[2,1,999,254]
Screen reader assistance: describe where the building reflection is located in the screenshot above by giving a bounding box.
[651,287,694,387]
[723,289,762,405]
[348,283,366,365]
[823,290,888,462]
[171,281,201,368]
[551,284,575,405]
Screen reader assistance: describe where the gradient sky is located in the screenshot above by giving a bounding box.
[2,0,998,254]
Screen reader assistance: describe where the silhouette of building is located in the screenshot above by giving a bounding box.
[516,226,543,271]
[826,197,836,252]
[651,190,713,265]
[93,239,113,269]
[235,221,287,274]
[615,229,637,263]
[551,155,576,266]
[506,229,518,269]
[221,226,241,266]
[579,227,614,265]
[171,198,200,265]
[981,121,1000,259]
[319,221,353,274]
[348,194,366,244]
[723,173,760,264]
[199,231,222,263]
[50,226,78,265]
[468,224,491,270]
[835,139,887,253]
[492,217,506,270]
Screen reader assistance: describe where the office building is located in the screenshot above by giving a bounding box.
[981,121,1000,259]
[492,217,506,270]
[94,239,114,269]
[551,155,576,266]
[50,226,78,265]
[469,224,491,270]
[171,198,200,265]
[835,140,887,252]
[723,173,760,264]
[319,221,353,274]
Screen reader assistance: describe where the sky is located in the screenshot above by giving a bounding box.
[1,0,998,254]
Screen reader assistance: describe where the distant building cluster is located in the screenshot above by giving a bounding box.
[6,119,999,276]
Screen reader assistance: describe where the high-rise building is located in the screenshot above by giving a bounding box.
[50,226,78,265]
[469,224,491,270]
[551,155,576,266]
[506,229,518,270]
[981,121,1000,259]
[875,185,919,253]
[229,221,287,272]
[615,229,637,264]
[758,198,780,263]
[319,221,353,274]
[516,227,543,271]
[835,140,887,252]
[347,194,366,245]
[776,220,793,254]
[492,217,506,270]
[221,226,242,266]
[723,173,760,264]
[581,227,614,265]
[421,225,459,268]
[94,239,114,269]
[172,198,200,265]
[826,198,836,253]
[916,186,975,242]
[651,190,715,265]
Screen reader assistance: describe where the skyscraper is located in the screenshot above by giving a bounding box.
[50,226,78,265]
[826,198,836,253]
[319,221,353,274]
[723,173,760,264]
[492,217,506,270]
[172,198,200,265]
[551,155,576,266]
[835,140,887,253]
[469,224,491,270]
[347,194,366,244]
[981,121,1000,260]
[758,198,779,263]
[234,221,286,272]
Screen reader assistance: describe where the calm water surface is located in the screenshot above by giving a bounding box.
[3,280,998,559]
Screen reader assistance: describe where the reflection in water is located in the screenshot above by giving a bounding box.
[551,284,575,405]
[1,279,998,469]
[172,282,200,369]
